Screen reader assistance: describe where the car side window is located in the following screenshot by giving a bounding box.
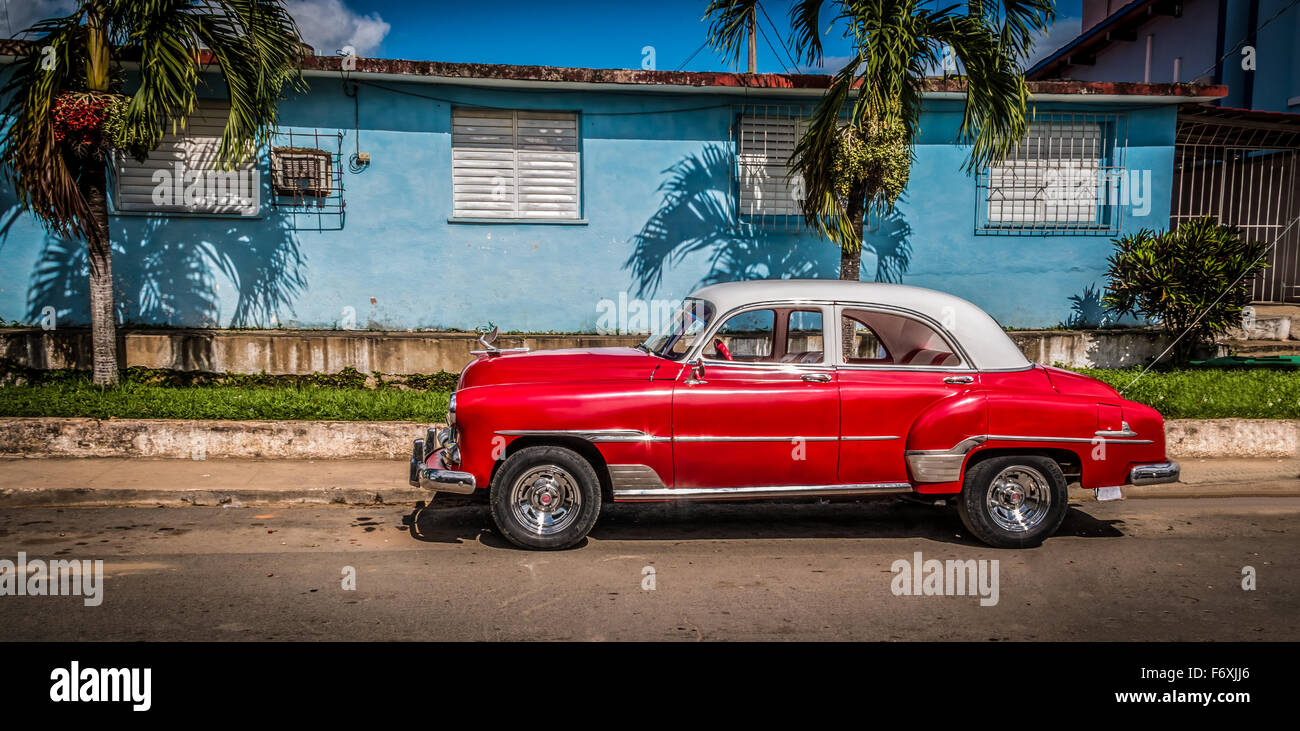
[783,310,824,364]
[840,309,961,367]
[705,309,776,361]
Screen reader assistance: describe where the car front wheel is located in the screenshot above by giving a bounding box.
[957,455,1068,548]
[489,446,602,550]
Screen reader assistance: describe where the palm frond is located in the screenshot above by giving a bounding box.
[0,11,96,243]
[703,0,761,66]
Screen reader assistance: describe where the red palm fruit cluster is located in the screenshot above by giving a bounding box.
[51,93,114,147]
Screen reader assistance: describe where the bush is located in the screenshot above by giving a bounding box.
[1103,217,1270,364]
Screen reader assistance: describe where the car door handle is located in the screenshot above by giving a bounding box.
[801,373,832,383]
[943,375,975,385]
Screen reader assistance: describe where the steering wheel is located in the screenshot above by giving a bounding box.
[713,337,733,361]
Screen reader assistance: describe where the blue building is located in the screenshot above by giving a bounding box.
[0,52,1227,333]
[1029,0,1300,302]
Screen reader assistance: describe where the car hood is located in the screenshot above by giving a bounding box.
[458,347,673,389]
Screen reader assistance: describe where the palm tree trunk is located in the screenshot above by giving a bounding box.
[839,181,868,359]
[83,162,118,386]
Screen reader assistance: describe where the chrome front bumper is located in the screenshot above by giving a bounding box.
[1130,461,1180,486]
[408,438,476,495]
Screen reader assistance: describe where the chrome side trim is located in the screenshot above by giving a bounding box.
[497,430,900,444]
[841,435,902,442]
[612,481,913,501]
[1130,461,1180,485]
[608,464,668,492]
[674,435,838,442]
[903,432,1157,483]
[495,429,672,443]
[905,437,987,483]
[987,434,1153,445]
[607,464,912,500]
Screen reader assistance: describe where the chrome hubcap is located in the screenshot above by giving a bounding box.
[985,465,1052,532]
[509,466,581,536]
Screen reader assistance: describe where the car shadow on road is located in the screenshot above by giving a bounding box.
[398,498,1126,549]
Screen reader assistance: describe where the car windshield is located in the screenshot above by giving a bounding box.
[641,298,715,360]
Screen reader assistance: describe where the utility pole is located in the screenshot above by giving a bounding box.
[747,5,756,73]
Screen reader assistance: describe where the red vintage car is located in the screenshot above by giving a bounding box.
[409,280,1178,550]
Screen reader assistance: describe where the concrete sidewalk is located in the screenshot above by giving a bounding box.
[0,456,1295,507]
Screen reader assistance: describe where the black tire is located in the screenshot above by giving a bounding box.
[957,455,1068,548]
[489,446,602,550]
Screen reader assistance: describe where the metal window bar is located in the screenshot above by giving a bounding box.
[732,104,816,233]
[976,112,1128,235]
[270,129,346,231]
[1172,141,1300,303]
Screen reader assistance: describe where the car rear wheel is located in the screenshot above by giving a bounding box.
[957,455,1068,548]
[489,446,602,550]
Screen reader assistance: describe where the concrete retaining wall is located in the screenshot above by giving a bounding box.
[0,417,1294,460]
[0,328,640,376]
[0,418,416,460]
[1165,419,1299,458]
[2,326,1209,373]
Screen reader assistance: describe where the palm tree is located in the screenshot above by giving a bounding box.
[705,0,1054,283]
[1,1,303,385]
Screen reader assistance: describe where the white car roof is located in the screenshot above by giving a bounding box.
[688,279,1031,371]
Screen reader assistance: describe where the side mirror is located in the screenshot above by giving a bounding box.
[685,359,706,385]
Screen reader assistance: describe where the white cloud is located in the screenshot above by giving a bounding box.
[285,0,390,58]
[1027,16,1083,67]
[4,0,77,37]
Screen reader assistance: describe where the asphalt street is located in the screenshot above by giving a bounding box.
[0,495,1295,641]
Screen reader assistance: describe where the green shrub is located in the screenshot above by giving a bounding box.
[1103,218,1270,364]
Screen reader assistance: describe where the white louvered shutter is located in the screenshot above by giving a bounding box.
[987,121,1102,224]
[738,116,805,217]
[113,101,258,216]
[452,108,579,220]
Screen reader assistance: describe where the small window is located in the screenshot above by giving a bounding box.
[840,309,960,367]
[113,100,258,216]
[783,310,823,364]
[706,309,776,361]
[978,115,1125,235]
[451,108,579,220]
[737,115,805,219]
[845,319,888,361]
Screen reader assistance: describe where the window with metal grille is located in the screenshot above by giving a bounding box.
[451,108,580,220]
[977,114,1126,235]
[271,147,332,198]
[112,100,258,216]
[737,111,807,226]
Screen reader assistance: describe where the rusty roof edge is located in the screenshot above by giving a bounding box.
[304,56,1225,98]
[0,38,1226,99]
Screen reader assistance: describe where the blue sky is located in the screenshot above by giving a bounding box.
[6,0,1085,72]
[337,0,1085,71]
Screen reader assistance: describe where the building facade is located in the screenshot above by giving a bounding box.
[1030,0,1300,303]
[0,53,1223,332]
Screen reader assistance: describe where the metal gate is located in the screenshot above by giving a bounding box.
[1171,108,1300,303]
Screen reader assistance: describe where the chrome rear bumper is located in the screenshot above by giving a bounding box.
[1130,461,1180,486]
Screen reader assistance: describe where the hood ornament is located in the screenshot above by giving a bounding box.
[471,325,530,357]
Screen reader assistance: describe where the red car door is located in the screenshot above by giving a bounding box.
[835,306,978,484]
[672,306,840,489]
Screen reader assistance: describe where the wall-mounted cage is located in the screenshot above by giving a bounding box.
[270,129,345,231]
[975,112,1129,236]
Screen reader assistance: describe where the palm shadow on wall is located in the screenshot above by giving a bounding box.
[19,212,305,331]
[3,174,306,370]
[624,143,911,298]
